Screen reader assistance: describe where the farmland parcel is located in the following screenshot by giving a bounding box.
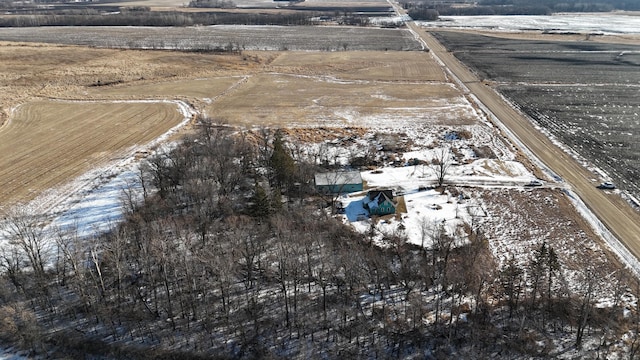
[432,30,640,200]
[0,101,185,205]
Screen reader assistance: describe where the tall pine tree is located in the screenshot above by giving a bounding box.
[248,183,271,219]
[269,131,296,190]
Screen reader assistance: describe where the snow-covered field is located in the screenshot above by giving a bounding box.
[341,155,538,246]
[420,13,640,34]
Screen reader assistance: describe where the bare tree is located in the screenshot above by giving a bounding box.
[0,302,42,351]
[1,208,50,281]
[576,267,598,347]
[430,147,453,187]
[628,279,640,359]
[53,223,92,309]
[0,242,23,291]
[255,127,274,170]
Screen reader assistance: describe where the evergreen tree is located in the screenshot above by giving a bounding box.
[546,246,560,311]
[271,189,283,213]
[248,183,271,219]
[529,242,548,309]
[500,256,524,319]
[269,131,296,189]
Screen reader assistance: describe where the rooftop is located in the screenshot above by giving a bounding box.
[314,171,362,186]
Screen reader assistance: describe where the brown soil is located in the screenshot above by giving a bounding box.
[0,101,184,206]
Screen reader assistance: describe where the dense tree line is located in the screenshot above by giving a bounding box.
[187,0,235,9]
[0,10,320,27]
[0,119,639,358]
[407,8,439,21]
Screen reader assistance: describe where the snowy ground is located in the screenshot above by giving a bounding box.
[418,14,640,35]
[341,156,540,247]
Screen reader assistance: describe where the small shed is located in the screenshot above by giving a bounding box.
[315,171,363,194]
[364,190,397,216]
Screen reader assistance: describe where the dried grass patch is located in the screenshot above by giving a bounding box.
[282,126,368,143]
[270,51,446,82]
[479,188,632,292]
[92,77,242,99]
[207,73,468,127]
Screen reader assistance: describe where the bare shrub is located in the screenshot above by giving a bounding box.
[0,303,41,350]
[471,145,496,159]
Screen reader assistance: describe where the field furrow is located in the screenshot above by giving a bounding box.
[0,101,184,206]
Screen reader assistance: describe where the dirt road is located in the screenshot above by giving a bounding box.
[399,16,640,257]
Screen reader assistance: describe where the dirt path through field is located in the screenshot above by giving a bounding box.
[393,13,640,255]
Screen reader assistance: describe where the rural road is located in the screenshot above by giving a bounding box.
[391,4,640,261]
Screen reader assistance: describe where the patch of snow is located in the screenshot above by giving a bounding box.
[338,153,535,247]
[2,100,194,248]
[0,348,28,360]
[47,167,141,238]
[419,14,640,35]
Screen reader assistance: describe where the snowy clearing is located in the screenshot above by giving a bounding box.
[420,14,640,35]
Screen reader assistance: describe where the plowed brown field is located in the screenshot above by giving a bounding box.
[0,101,184,205]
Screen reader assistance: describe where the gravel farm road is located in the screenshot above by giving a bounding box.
[393,7,640,260]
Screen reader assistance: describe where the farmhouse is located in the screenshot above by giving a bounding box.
[364,189,397,216]
[314,171,363,194]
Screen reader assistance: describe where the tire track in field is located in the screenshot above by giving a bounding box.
[209,75,251,102]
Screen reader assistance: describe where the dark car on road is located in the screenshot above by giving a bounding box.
[524,179,543,187]
[597,182,616,190]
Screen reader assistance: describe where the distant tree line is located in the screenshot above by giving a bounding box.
[0,10,320,27]
[0,118,639,358]
[407,7,439,21]
[187,0,235,8]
